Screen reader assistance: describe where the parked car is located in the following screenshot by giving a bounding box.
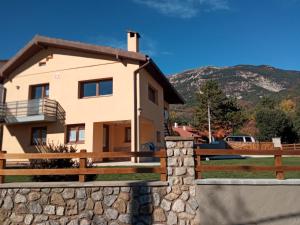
[224,135,256,143]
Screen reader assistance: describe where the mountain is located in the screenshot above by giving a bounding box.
[169,65,300,107]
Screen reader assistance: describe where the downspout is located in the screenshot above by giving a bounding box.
[133,58,150,162]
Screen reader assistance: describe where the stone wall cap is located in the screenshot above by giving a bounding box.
[196,179,300,185]
[0,180,168,189]
[165,136,194,141]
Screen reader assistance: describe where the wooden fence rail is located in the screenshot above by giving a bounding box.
[195,148,300,180]
[0,150,167,183]
[282,144,300,150]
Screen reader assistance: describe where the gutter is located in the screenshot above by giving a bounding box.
[133,58,150,162]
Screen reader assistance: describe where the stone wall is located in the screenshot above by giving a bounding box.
[0,137,199,225]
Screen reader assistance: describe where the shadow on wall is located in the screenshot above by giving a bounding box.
[197,185,300,225]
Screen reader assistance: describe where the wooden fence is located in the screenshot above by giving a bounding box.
[282,144,300,150]
[195,148,300,180]
[226,141,275,150]
[0,150,167,183]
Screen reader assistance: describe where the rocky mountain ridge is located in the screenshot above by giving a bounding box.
[169,65,300,106]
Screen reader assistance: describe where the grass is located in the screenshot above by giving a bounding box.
[3,157,300,182]
[201,157,300,179]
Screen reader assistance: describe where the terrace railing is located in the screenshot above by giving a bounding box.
[0,98,65,124]
[0,150,167,183]
[195,148,300,180]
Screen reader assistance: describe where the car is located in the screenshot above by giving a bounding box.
[224,135,255,143]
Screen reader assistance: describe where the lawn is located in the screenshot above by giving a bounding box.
[3,157,300,183]
[201,157,300,179]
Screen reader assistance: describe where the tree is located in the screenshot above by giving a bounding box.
[195,80,245,135]
[294,107,300,138]
[280,99,296,114]
[255,108,298,143]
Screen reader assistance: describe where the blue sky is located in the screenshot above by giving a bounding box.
[1,0,300,75]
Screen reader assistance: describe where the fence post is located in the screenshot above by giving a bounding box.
[275,154,284,180]
[195,146,202,179]
[160,150,167,181]
[79,149,87,182]
[0,151,7,184]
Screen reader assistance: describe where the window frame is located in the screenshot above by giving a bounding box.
[31,126,47,145]
[148,84,158,105]
[65,124,85,144]
[125,127,131,143]
[29,83,49,99]
[78,78,113,98]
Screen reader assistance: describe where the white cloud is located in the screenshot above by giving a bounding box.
[133,0,229,18]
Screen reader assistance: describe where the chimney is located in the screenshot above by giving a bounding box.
[174,122,178,128]
[127,31,140,52]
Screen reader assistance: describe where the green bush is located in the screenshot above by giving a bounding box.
[30,143,96,182]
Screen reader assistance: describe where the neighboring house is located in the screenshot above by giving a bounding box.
[0,31,184,161]
[172,124,205,144]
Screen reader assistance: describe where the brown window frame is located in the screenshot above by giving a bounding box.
[65,124,85,144]
[78,78,113,98]
[31,126,47,146]
[125,127,131,143]
[148,84,158,105]
[29,83,49,99]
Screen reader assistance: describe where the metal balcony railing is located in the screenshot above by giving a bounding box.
[0,98,64,124]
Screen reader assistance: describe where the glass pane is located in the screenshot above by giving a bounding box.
[99,80,113,95]
[126,128,131,142]
[69,129,77,142]
[45,84,49,97]
[78,128,85,141]
[245,137,252,142]
[41,128,47,144]
[32,129,40,145]
[83,82,97,97]
[103,127,108,148]
[148,86,156,103]
[32,86,43,99]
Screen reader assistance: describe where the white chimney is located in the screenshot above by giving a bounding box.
[127,31,140,52]
[183,126,186,130]
[174,122,178,128]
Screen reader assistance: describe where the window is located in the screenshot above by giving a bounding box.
[31,127,47,145]
[125,127,131,143]
[66,124,85,144]
[156,131,161,143]
[245,137,252,142]
[30,83,49,99]
[148,85,158,104]
[79,79,113,98]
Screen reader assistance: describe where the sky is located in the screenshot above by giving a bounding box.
[1,0,300,75]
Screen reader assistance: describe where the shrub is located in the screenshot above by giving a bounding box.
[30,143,96,182]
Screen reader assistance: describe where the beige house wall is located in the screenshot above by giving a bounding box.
[2,47,168,155]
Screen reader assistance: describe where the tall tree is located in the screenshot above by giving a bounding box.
[195,80,245,135]
[255,108,297,143]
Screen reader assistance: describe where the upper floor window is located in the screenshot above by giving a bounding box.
[148,85,158,104]
[31,127,47,145]
[79,79,113,98]
[30,83,49,99]
[66,124,85,144]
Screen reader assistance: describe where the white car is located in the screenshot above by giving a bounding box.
[224,135,255,143]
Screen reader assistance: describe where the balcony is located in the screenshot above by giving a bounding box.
[0,98,65,124]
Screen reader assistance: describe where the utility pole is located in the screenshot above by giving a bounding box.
[208,101,212,143]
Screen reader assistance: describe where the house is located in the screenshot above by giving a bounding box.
[0,31,184,161]
[172,123,206,144]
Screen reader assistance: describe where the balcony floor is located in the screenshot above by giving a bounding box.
[4,114,57,125]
